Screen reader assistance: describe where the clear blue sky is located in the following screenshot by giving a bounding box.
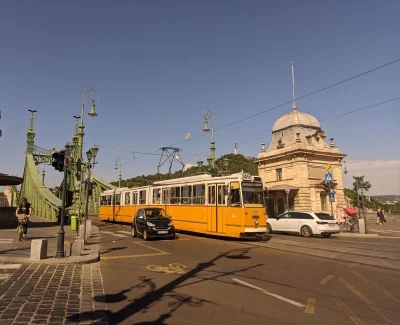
[1,0,399,192]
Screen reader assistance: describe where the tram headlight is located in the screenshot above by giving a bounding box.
[254,219,259,226]
[146,222,155,227]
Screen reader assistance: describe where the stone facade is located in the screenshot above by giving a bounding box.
[256,109,346,217]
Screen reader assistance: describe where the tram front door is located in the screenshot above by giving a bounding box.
[207,184,226,233]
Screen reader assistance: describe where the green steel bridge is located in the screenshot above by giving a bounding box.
[18,110,115,221]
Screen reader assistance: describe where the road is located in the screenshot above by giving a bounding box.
[92,217,400,325]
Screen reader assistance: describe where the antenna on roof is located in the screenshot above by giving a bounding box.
[291,62,297,111]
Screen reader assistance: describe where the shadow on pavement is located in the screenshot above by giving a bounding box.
[68,246,262,325]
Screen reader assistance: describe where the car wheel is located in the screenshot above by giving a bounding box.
[267,223,273,234]
[170,233,176,240]
[322,233,332,238]
[143,229,148,241]
[301,225,313,237]
[131,225,137,237]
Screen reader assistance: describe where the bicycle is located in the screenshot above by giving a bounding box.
[16,214,27,241]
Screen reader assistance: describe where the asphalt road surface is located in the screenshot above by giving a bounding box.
[92,218,400,325]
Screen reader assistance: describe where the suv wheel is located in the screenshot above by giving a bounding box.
[301,225,313,237]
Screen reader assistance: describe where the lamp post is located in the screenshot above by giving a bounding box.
[55,143,70,258]
[114,157,122,188]
[82,145,99,243]
[202,109,216,174]
[78,89,99,169]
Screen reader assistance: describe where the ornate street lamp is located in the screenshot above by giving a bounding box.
[343,161,348,174]
[78,89,99,165]
[82,145,100,243]
[114,157,122,188]
[202,109,216,173]
[224,157,229,172]
[197,159,204,167]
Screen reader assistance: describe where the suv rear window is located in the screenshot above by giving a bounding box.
[315,213,335,220]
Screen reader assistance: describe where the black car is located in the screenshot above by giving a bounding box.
[131,208,175,240]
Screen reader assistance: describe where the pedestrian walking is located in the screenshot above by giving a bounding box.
[15,197,32,238]
[376,207,385,226]
[381,209,387,224]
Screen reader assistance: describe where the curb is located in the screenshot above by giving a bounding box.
[0,225,101,265]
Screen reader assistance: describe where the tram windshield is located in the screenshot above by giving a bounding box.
[242,182,263,205]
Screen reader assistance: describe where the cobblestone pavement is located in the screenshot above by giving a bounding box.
[0,263,108,325]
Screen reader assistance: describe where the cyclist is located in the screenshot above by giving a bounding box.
[15,197,32,239]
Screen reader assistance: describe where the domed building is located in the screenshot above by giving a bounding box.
[256,64,346,217]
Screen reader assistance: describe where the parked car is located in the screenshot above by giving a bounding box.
[131,208,175,240]
[266,211,340,238]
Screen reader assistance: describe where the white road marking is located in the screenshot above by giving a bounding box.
[0,264,22,269]
[100,231,128,238]
[0,239,13,243]
[117,231,132,235]
[232,278,305,308]
[0,274,11,280]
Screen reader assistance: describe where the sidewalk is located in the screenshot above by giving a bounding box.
[0,216,99,264]
[0,216,108,324]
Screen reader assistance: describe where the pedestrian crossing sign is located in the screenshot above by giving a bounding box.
[325,173,333,182]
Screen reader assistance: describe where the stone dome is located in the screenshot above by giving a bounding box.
[272,109,320,132]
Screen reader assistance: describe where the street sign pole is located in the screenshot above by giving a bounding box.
[329,182,333,217]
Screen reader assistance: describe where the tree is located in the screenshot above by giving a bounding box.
[111,153,259,188]
[352,176,371,193]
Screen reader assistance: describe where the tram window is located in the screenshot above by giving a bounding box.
[181,186,192,204]
[162,188,170,204]
[170,187,181,204]
[208,186,216,205]
[153,189,161,204]
[218,185,227,205]
[133,192,138,205]
[139,190,146,204]
[193,184,205,204]
[100,196,104,206]
[105,195,112,206]
[115,194,121,206]
[230,182,241,206]
[124,192,131,205]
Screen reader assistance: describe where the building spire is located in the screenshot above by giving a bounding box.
[291,62,297,110]
[26,109,37,154]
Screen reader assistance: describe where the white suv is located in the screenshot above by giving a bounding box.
[267,211,340,238]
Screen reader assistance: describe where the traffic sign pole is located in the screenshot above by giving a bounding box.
[329,182,333,217]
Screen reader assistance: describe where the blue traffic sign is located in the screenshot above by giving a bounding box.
[329,192,335,202]
[325,173,333,182]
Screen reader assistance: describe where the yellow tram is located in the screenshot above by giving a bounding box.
[98,172,267,239]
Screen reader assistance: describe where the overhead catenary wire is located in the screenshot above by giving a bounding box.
[99,58,400,175]
[99,96,400,180]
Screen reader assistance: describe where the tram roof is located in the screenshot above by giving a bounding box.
[152,172,255,186]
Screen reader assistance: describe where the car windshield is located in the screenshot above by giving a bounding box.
[242,183,263,205]
[315,213,335,221]
[144,209,168,220]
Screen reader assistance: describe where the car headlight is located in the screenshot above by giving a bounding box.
[146,222,155,227]
[168,221,173,226]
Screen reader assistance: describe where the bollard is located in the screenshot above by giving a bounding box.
[70,242,82,256]
[30,239,48,260]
